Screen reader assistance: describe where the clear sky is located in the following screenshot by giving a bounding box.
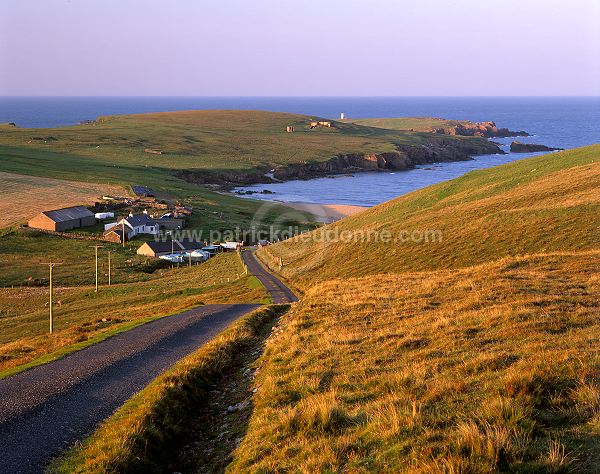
[1,0,599,96]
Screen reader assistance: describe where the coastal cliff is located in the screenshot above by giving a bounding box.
[177,137,504,185]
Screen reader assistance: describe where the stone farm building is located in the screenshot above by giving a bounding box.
[137,239,205,257]
[28,206,96,232]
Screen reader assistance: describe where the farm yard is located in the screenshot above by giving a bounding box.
[0,171,126,228]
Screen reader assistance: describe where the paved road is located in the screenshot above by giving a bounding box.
[0,304,258,473]
[242,250,298,303]
[0,251,296,473]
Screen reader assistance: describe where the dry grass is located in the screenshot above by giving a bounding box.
[0,171,125,227]
[229,252,600,472]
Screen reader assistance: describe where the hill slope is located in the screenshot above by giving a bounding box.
[259,145,600,290]
[233,145,600,472]
[231,251,600,472]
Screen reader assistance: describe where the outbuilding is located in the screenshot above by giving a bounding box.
[137,239,205,257]
[28,206,96,232]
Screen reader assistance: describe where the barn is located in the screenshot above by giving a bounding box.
[28,206,96,232]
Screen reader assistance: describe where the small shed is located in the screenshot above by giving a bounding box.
[28,206,95,232]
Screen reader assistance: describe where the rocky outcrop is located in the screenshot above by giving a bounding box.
[431,121,529,138]
[510,141,563,153]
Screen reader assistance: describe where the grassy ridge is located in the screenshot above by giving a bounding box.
[50,304,289,474]
[259,145,600,289]
[231,252,600,472]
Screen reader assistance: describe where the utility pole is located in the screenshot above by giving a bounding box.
[107,250,111,286]
[90,245,104,292]
[40,262,61,334]
[122,220,126,248]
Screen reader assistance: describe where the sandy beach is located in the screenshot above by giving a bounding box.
[282,202,368,223]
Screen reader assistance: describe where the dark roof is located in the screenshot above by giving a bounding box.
[123,214,158,227]
[132,185,155,197]
[142,239,204,253]
[42,206,94,223]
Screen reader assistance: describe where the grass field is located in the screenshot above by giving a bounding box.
[0,172,126,227]
[231,251,600,472]
[344,117,467,131]
[0,252,268,376]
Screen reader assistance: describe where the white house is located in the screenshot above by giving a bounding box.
[104,211,159,239]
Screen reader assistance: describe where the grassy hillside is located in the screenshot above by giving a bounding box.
[232,145,600,472]
[259,145,600,290]
[0,110,475,181]
[231,251,600,472]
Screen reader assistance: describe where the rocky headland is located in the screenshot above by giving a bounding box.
[427,121,530,138]
[177,136,504,186]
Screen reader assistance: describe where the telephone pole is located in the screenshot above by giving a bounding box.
[90,245,104,292]
[40,262,61,334]
[107,250,112,286]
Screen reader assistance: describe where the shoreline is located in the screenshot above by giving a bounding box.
[280,202,368,223]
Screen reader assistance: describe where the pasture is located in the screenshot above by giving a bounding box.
[0,171,125,227]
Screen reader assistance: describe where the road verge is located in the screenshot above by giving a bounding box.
[49,304,289,474]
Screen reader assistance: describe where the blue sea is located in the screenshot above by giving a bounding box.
[1,97,599,207]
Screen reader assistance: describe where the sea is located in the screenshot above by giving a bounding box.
[1,97,599,207]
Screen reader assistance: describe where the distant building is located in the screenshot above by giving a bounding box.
[28,206,95,232]
[340,112,345,119]
[286,126,295,132]
[309,121,332,129]
[137,239,205,257]
[131,185,155,197]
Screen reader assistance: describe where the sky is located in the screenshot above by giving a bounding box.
[1,0,599,96]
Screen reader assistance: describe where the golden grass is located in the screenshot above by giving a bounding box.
[230,251,600,472]
[0,171,125,227]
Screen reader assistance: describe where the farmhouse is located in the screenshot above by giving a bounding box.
[103,212,160,242]
[28,206,95,232]
[137,239,205,257]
